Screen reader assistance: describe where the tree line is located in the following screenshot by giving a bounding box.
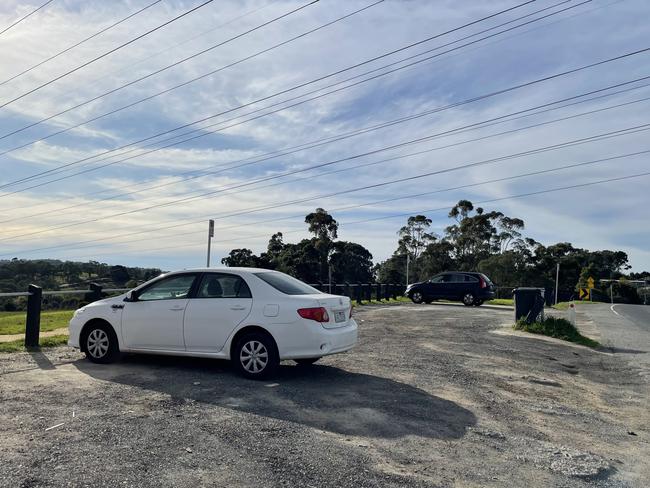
[1,200,646,310]
[222,202,647,303]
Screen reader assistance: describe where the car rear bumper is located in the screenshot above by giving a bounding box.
[273,318,358,359]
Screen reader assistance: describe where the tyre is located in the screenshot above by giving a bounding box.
[233,332,279,380]
[295,357,321,366]
[410,291,424,304]
[82,322,120,364]
[462,293,475,306]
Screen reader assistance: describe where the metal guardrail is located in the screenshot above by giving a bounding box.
[0,283,130,348]
[308,283,405,303]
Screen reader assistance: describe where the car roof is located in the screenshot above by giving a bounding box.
[165,267,274,274]
[439,271,481,275]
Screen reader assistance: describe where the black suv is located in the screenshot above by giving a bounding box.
[405,272,495,306]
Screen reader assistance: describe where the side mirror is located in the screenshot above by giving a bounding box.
[124,290,136,302]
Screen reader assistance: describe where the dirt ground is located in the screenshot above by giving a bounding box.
[0,304,648,487]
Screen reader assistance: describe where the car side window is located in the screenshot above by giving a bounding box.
[430,275,445,283]
[442,274,454,283]
[197,273,252,299]
[464,275,478,282]
[137,275,197,301]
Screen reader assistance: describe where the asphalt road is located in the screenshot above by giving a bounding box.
[581,303,650,381]
[613,304,650,330]
[1,303,648,487]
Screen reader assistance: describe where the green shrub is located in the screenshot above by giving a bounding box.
[514,316,599,348]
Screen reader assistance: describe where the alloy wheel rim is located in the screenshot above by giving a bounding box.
[240,340,268,373]
[464,293,474,304]
[413,292,422,302]
[87,329,109,358]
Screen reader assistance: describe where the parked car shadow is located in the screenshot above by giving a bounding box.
[74,355,475,440]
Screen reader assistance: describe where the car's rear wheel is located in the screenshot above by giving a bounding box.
[82,322,119,364]
[410,291,424,304]
[234,332,279,380]
[462,293,475,306]
[295,357,321,366]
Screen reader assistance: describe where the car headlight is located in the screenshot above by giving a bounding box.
[73,307,86,317]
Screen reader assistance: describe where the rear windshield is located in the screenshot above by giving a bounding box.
[254,272,321,295]
[479,273,494,285]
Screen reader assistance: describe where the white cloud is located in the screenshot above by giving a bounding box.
[0,0,649,271]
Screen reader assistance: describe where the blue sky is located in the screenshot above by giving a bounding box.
[0,0,648,272]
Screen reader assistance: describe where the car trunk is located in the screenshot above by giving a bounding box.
[299,293,352,329]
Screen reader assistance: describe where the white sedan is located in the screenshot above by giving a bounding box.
[68,268,358,379]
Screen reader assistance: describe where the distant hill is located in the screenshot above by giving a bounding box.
[0,258,162,292]
[0,259,162,310]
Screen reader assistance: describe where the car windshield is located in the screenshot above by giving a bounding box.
[254,272,321,295]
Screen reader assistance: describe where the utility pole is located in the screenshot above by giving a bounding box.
[610,282,614,305]
[555,262,560,305]
[406,253,410,287]
[206,219,214,267]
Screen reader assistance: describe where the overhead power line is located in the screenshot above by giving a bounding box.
[2,120,648,243]
[37,169,650,260]
[0,0,163,86]
[0,0,559,186]
[0,0,384,144]
[0,0,56,37]
[77,1,279,94]
[0,5,631,199]
[0,0,532,147]
[0,0,220,109]
[2,40,646,201]
[7,147,647,257]
[5,79,649,224]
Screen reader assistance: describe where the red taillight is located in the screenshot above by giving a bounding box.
[298,307,329,322]
[479,276,487,288]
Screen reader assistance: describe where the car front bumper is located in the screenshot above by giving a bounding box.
[67,315,83,348]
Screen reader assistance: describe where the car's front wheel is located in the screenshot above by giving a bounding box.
[82,322,119,364]
[410,291,424,304]
[462,293,475,306]
[234,332,279,380]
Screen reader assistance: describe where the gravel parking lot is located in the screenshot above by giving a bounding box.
[0,304,648,487]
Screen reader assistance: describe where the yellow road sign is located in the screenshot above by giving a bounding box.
[587,277,595,289]
[579,288,591,300]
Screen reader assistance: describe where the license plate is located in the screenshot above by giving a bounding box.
[334,310,346,323]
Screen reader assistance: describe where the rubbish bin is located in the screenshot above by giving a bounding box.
[514,287,545,324]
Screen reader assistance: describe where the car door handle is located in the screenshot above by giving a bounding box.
[230,306,246,311]
[169,306,185,311]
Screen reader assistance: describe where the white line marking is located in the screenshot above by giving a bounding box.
[610,305,620,316]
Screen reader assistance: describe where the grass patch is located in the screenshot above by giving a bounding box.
[484,298,514,306]
[552,301,598,310]
[0,310,74,335]
[0,334,69,353]
[352,296,410,307]
[513,316,599,348]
